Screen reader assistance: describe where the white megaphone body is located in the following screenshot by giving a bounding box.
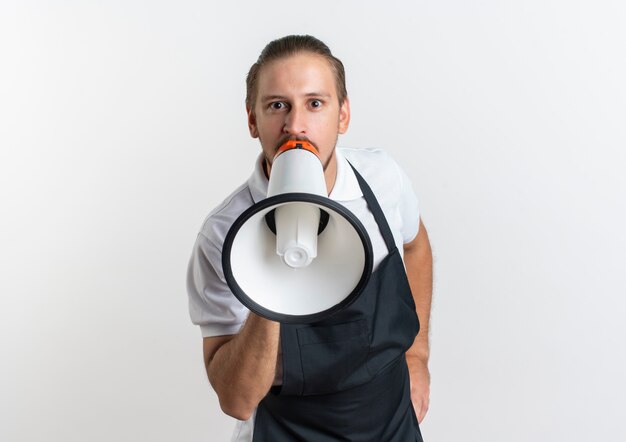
[267,141,327,269]
[222,140,373,323]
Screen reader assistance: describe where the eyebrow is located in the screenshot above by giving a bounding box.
[260,92,332,103]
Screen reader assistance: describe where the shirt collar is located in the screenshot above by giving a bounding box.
[247,155,269,204]
[329,148,363,201]
[247,148,363,204]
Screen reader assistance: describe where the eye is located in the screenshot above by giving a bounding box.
[309,99,322,109]
[269,101,287,111]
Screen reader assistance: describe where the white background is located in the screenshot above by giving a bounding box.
[2,1,625,441]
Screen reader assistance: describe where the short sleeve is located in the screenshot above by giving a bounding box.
[394,161,420,244]
[186,232,249,337]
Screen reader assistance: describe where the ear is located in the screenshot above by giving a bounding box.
[338,97,351,134]
[247,106,259,138]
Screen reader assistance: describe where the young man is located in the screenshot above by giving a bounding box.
[187,35,433,441]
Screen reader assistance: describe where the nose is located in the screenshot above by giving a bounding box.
[282,107,306,135]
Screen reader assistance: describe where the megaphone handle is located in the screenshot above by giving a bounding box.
[264,208,330,235]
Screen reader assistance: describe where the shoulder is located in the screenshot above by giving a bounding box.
[197,182,254,250]
[339,147,405,199]
[339,146,397,166]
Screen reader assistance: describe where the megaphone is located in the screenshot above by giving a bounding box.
[222,140,373,323]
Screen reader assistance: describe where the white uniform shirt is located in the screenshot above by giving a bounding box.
[186,147,421,440]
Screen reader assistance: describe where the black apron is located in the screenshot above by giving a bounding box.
[253,165,423,441]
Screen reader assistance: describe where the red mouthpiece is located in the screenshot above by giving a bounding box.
[275,140,320,159]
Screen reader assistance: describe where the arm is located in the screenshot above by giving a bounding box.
[403,218,433,424]
[203,314,280,420]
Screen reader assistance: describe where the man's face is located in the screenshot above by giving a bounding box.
[247,52,350,176]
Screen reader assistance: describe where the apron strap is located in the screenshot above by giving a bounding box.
[348,162,397,254]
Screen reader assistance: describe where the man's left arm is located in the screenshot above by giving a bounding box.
[403,218,433,424]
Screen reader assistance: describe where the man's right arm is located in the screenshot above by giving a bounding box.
[203,313,280,421]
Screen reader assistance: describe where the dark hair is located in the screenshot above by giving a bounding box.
[245,35,347,111]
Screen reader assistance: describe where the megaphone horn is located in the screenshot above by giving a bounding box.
[222,141,373,323]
